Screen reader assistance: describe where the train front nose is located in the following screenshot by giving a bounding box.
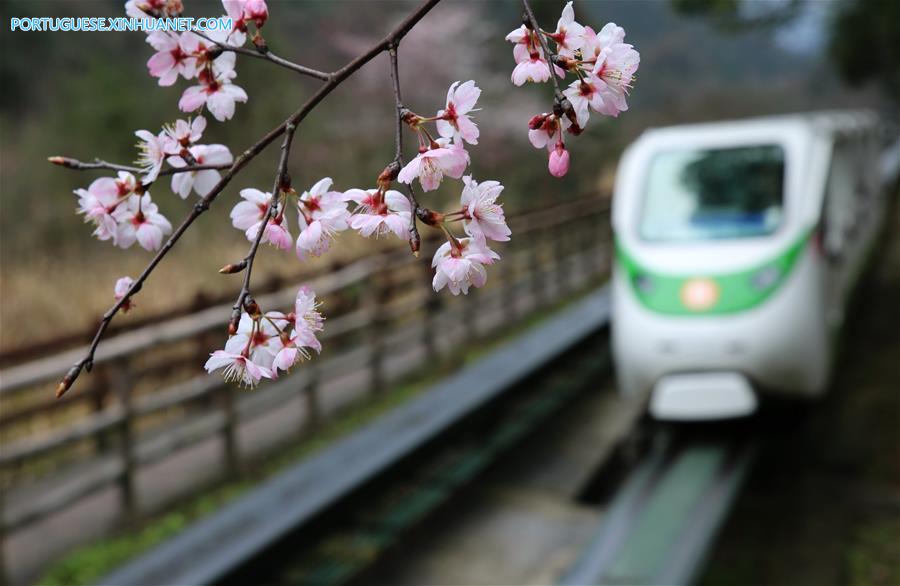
[649,372,757,420]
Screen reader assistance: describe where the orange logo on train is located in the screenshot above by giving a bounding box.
[680,278,719,311]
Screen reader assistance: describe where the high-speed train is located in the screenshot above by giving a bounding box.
[611,111,896,421]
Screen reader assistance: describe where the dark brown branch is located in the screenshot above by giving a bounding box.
[387,43,421,257]
[228,123,297,332]
[195,31,332,81]
[55,0,444,398]
[49,157,230,177]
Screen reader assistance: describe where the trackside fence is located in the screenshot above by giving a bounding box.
[0,195,612,580]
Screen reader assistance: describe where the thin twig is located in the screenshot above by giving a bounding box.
[55,0,444,398]
[387,43,421,256]
[195,31,332,81]
[49,157,231,177]
[228,123,297,332]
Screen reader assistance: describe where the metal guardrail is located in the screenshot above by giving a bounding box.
[0,196,612,577]
[97,289,612,586]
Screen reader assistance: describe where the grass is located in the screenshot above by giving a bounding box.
[37,279,604,586]
[846,519,900,586]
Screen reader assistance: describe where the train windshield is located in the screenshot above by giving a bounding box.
[640,144,785,241]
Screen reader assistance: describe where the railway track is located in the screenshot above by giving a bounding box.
[97,289,613,586]
[222,335,613,586]
[96,287,757,586]
[563,425,758,586]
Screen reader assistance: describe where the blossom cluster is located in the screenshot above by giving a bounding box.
[74,114,233,252]
[127,0,263,121]
[204,287,323,386]
[224,78,510,299]
[63,0,664,393]
[76,171,173,251]
[506,1,640,177]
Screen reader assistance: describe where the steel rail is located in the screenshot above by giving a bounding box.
[560,429,758,586]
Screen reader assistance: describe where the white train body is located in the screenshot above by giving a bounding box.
[611,112,892,420]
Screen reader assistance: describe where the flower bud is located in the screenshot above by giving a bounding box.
[528,114,548,130]
[566,122,584,136]
[548,143,570,178]
[219,262,246,274]
[246,0,269,28]
[377,165,397,191]
[409,230,421,258]
[244,296,261,317]
[416,207,444,227]
[552,55,576,70]
[48,156,78,168]
[252,32,268,54]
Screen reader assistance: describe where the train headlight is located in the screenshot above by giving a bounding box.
[680,278,719,311]
[751,266,781,291]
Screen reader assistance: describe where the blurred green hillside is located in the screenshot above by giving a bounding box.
[0,0,883,351]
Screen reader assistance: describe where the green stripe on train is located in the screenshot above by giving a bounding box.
[615,230,811,316]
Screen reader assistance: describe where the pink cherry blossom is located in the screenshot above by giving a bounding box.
[272,342,306,374]
[431,237,500,296]
[223,0,249,31]
[589,44,640,117]
[243,0,269,28]
[273,286,324,374]
[146,31,197,86]
[549,2,585,58]
[460,176,510,242]
[179,67,248,122]
[581,23,625,61]
[223,0,268,31]
[436,81,481,146]
[511,53,552,86]
[295,178,350,259]
[344,189,412,239]
[397,139,469,192]
[505,25,533,64]
[134,130,174,184]
[114,276,136,313]
[75,172,135,244]
[548,142,570,178]
[230,312,284,370]
[126,0,181,19]
[230,188,291,250]
[527,113,569,150]
[565,25,639,122]
[563,79,601,127]
[169,144,232,198]
[506,25,564,86]
[292,286,325,341]
[114,193,173,251]
[204,332,273,387]
[230,187,269,231]
[163,116,206,148]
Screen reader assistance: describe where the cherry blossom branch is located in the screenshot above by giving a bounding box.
[194,32,332,81]
[227,123,297,332]
[387,43,422,256]
[55,0,444,398]
[521,0,570,111]
[48,156,231,177]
